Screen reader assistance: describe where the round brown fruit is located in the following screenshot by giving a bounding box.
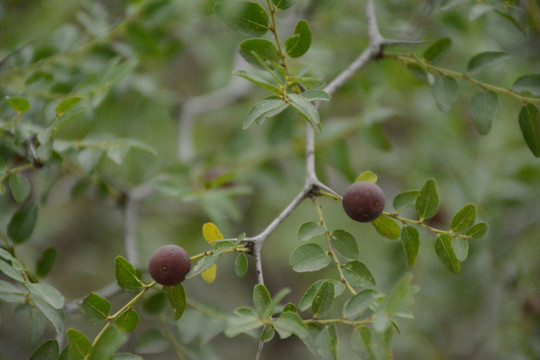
[342,181,385,222]
[148,245,191,286]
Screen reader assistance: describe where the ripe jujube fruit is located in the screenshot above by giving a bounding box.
[148,245,191,286]
[342,181,385,222]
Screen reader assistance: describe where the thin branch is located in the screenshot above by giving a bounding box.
[255,339,265,360]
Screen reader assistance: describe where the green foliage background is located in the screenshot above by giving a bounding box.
[1,0,539,359]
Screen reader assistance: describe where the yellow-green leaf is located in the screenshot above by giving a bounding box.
[202,222,224,242]
[201,264,217,284]
[355,170,377,183]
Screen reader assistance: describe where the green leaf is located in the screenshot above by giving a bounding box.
[470,91,498,135]
[301,89,331,102]
[8,202,39,243]
[450,204,477,232]
[271,0,295,9]
[386,273,416,318]
[164,284,186,321]
[435,234,460,273]
[431,75,459,113]
[234,70,282,94]
[299,280,345,311]
[260,324,275,342]
[234,253,248,278]
[253,284,273,318]
[343,289,378,320]
[330,230,359,260]
[115,309,139,332]
[311,281,334,318]
[244,99,288,129]
[423,37,452,62]
[225,307,262,337]
[0,279,26,303]
[214,1,269,36]
[114,256,142,292]
[400,226,420,267]
[518,104,540,157]
[298,221,326,241]
[416,178,439,220]
[393,190,419,212]
[78,292,111,323]
[468,51,510,74]
[56,96,82,116]
[30,340,59,360]
[0,249,25,282]
[33,296,65,334]
[285,20,312,58]
[239,39,281,67]
[372,216,401,240]
[289,243,331,272]
[27,283,64,309]
[352,327,376,360]
[67,328,92,360]
[6,96,30,113]
[87,325,127,360]
[273,311,308,339]
[452,237,469,262]
[466,222,488,239]
[512,74,540,96]
[342,261,376,290]
[355,170,377,183]
[316,324,338,360]
[8,173,30,203]
[36,247,58,278]
[288,93,321,132]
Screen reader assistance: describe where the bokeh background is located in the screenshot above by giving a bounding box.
[1,0,539,359]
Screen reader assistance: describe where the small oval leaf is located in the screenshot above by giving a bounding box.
[468,51,510,74]
[285,20,312,58]
[330,230,359,260]
[56,96,82,116]
[298,221,326,241]
[234,253,248,278]
[164,284,186,321]
[371,216,401,240]
[393,190,419,212]
[416,178,439,220]
[8,202,39,243]
[6,96,31,113]
[512,74,540,96]
[115,309,139,332]
[466,222,488,239]
[239,38,281,67]
[311,280,334,318]
[470,91,498,135]
[518,104,540,157]
[450,204,477,232]
[423,37,452,62]
[214,1,269,36]
[8,173,30,203]
[435,234,460,273]
[289,243,331,272]
[342,261,376,290]
[355,170,377,183]
[431,75,459,113]
[400,226,420,267]
[114,256,143,291]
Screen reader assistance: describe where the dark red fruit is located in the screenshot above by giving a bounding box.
[342,181,385,222]
[148,245,191,286]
